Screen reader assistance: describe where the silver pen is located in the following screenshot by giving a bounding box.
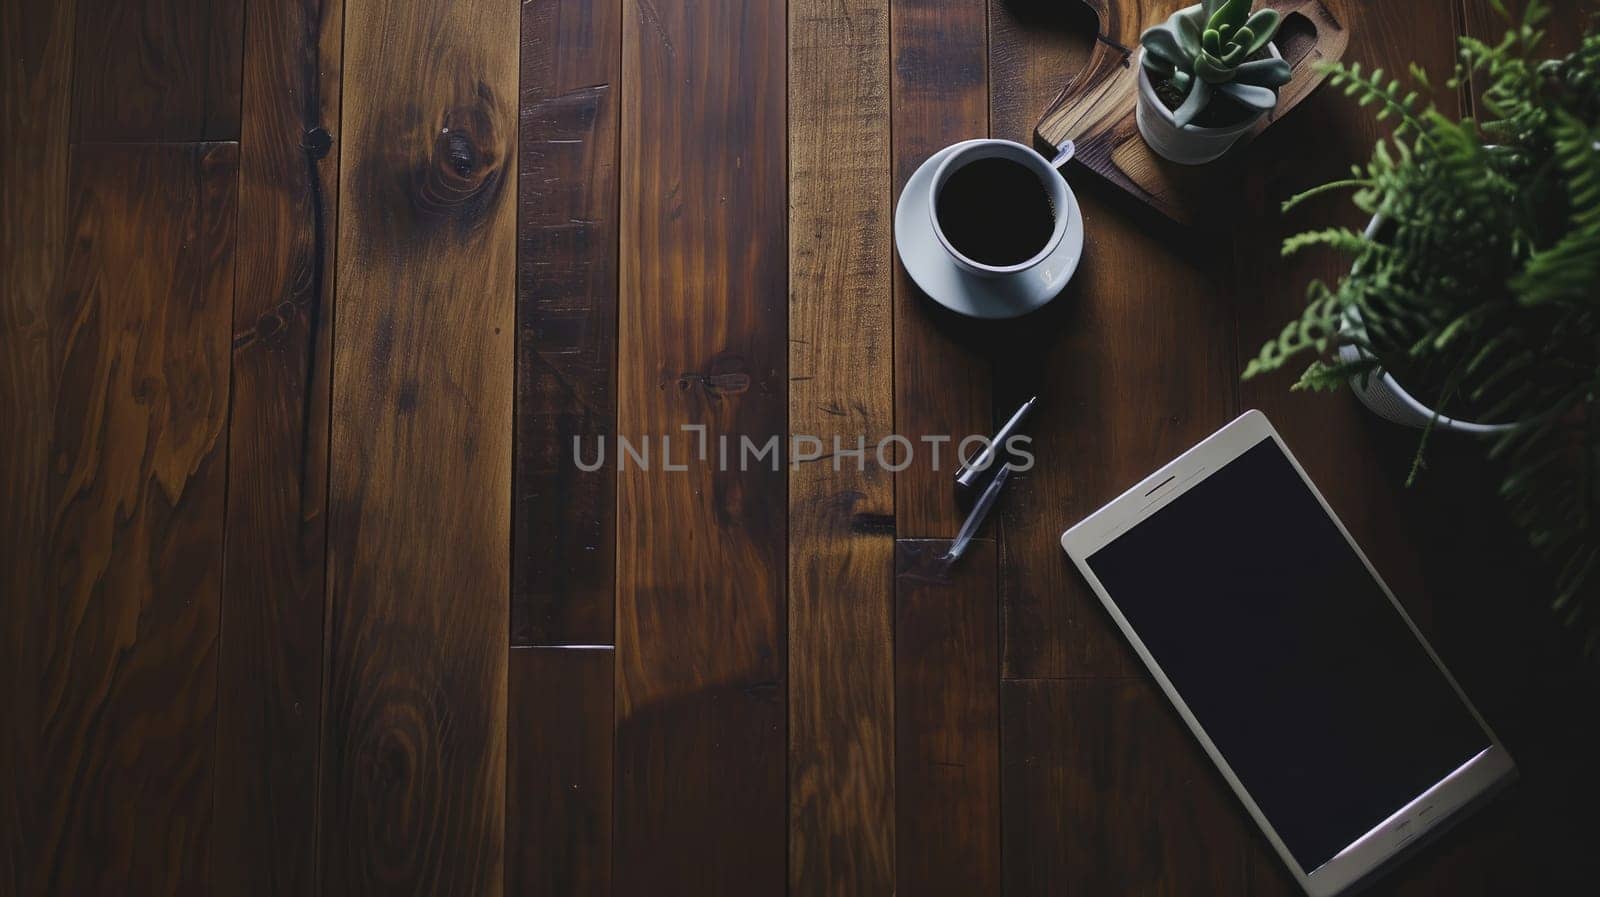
[944,464,1011,563]
[955,396,1037,490]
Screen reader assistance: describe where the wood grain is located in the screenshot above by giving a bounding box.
[212,1,343,894]
[1003,679,1250,896]
[1033,0,1349,226]
[891,0,993,537]
[1459,0,1599,60]
[613,0,788,892]
[506,647,613,897]
[34,141,237,896]
[513,0,621,647]
[895,539,1001,897]
[1031,0,1168,154]
[1420,11,1600,893]
[1,0,76,889]
[71,0,246,141]
[321,0,516,891]
[7,3,1597,895]
[990,0,1237,680]
[787,0,896,892]
[1234,0,1467,651]
[1459,0,1600,118]
[1247,9,1600,896]
[888,6,998,892]
[1235,2,1519,893]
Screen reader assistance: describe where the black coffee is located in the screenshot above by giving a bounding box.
[935,156,1056,267]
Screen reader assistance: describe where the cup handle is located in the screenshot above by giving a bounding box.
[1049,139,1076,170]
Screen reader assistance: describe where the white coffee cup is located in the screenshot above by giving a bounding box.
[927,138,1076,279]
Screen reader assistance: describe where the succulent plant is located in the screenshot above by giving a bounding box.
[1141,0,1293,127]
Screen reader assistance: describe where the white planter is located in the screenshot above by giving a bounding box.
[1337,215,1519,436]
[1135,45,1280,165]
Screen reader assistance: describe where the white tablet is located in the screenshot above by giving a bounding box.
[1060,410,1515,897]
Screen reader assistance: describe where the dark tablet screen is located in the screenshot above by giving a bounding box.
[1086,437,1490,871]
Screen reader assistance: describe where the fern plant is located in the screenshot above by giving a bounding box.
[1244,1,1600,649]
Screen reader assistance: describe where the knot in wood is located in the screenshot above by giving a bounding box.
[421,99,501,219]
[303,126,333,160]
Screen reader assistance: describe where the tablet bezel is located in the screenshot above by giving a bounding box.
[1058,409,1516,897]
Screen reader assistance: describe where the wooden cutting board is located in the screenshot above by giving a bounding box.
[1034,0,1349,226]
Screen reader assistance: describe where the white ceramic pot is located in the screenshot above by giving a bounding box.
[1134,45,1281,165]
[1337,215,1519,435]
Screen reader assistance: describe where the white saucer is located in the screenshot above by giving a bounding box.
[894,140,1085,319]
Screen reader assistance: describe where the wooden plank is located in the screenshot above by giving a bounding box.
[1460,0,1600,116]
[71,0,245,141]
[613,0,788,890]
[506,647,613,897]
[321,0,516,891]
[1,0,76,889]
[513,0,621,647]
[1377,8,1600,880]
[1411,7,1600,893]
[1237,0,1469,650]
[211,0,343,894]
[891,0,992,537]
[1003,679,1249,896]
[989,2,1237,680]
[33,141,237,896]
[1235,2,1489,893]
[895,539,1000,896]
[1459,0,1600,66]
[788,0,896,891]
[889,6,997,890]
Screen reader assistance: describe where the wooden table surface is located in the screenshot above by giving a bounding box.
[5,0,1600,894]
